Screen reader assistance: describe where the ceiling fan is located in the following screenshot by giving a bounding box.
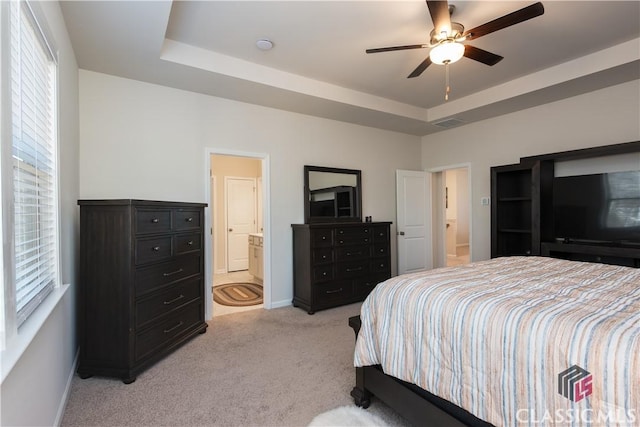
[366,1,545,99]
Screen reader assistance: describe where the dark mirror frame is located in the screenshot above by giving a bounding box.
[304,165,362,224]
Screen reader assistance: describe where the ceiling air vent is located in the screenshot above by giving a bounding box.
[432,118,464,129]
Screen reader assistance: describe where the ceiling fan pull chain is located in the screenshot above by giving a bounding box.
[445,61,451,101]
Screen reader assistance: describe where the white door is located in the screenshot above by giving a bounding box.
[226,177,256,272]
[396,170,433,274]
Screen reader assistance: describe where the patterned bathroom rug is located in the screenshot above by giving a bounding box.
[213,283,263,306]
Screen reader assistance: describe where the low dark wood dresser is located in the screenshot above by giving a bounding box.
[77,199,208,383]
[292,222,392,314]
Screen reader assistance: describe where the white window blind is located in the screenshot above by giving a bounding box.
[9,1,59,326]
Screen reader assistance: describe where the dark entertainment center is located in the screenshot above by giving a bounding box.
[491,140,640,267]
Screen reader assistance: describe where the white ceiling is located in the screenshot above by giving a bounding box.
[60,1,640,136]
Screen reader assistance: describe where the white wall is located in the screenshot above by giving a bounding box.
[421,79,640,261]
[1,1,79,426]
[79,70,422,306]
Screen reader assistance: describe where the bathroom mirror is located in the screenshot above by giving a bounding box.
[304,165,362,223]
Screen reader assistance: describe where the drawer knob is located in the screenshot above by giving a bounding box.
[186,217,193,222]
[322,236,326,240]
[322,255,327,259]
[364,229,369,233]
[188,240,194,246]
[323,272,327,276]
[364,238,369,242]
[326,288,343,294]
[152,246,161,251]
[346,266,363,272]
[151,218,159,223]
[339,230,344,234]
[339,240,344,244]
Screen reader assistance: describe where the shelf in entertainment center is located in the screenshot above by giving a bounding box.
[541,242,640,267]
[498,197,532,202]
[499,228,532,234]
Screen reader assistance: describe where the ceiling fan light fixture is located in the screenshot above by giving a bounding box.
[429,41,465,65]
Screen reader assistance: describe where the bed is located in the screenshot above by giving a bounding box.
[350,256,640,426]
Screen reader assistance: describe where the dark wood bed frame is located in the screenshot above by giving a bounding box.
[347,141,640,426]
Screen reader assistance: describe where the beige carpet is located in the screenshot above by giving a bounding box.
[61,303,411,426]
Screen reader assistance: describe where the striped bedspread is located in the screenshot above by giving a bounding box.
[354,257,640,426]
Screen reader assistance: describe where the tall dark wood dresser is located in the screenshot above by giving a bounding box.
[77,199,207,383]
[292,222,392,314]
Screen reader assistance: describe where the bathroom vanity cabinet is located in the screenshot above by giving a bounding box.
[248,233,263,281]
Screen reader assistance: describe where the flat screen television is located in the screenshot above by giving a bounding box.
[553,170,640,245]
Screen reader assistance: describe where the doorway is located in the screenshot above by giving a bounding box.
[209,153,267,317]
[429,164,472,268]
[443,168,470,266]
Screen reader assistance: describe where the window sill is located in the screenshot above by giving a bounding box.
[0,284,70,383]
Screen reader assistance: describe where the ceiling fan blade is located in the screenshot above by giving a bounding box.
[407,57,432,78]
[426,1,452,36]
[463,45,503,66]
[366,44,427,54]
[463,2,544,41]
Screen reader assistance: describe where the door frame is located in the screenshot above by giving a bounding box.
[204,148,271,320]
[428,163,473,268]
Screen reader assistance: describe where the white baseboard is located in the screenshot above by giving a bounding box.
[55,347,79,427]
[270,299,292,309]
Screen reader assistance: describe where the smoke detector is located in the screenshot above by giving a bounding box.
[256,39,273,51]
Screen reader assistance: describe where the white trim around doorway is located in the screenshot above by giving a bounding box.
[204,148,272,320]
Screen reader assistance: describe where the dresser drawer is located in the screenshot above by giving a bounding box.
[371,258,391,274]
[311,229,333,247]
[175,233,201,255]
[136,277,201,328]
[372,226,390,242]
[135,301,202,362]
[372,243,389,257]
[313,264,334,282]
[136,208,172,234]
[174,209,202,231]
[336,260,370,278]
[335,226,371,238]
[312,248,333,264]
[135,255,202,295]
[335,232,372,246]
[136,236,172,265]
[314,281,351,305]
[354,274,388,297]
[336,245,370,261]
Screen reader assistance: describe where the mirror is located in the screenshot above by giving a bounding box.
[304,165,362,223]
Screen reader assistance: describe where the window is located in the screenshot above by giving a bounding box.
[2,0,59,337]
